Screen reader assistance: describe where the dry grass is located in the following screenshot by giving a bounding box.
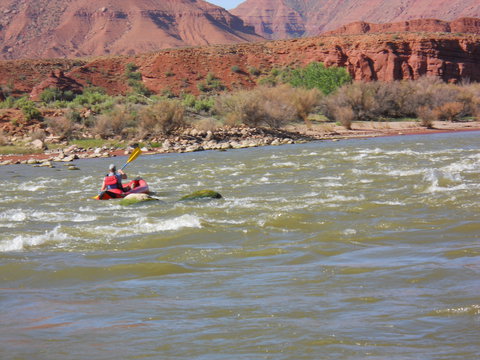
[434,102,464,122]
[417,106,436,128]
[216,85,319,128]
[138,100,186,137]
[193,117,222,132]
[333,106,354,130]
[93,106,134,139]
[45,117,75,140]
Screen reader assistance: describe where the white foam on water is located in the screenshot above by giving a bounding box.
[327,194,366,202]
[387,169,425,177]
[318,176,342,180]
[134,214,202,233]
[18,182,46,192]
[0,225,68,252]
[373,201,405,206]
[272,161,298,168]
[435,304,480,316]
[423,169,467,193]
[94,214,203,237]
[441,159,479,174]
[0,208,97,223]
[343,229,357,236]
[0,209,27,222]
[323,181,343,187]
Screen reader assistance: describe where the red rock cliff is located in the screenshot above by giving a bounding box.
[0,33,478,98]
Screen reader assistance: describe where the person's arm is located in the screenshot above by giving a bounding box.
[117,169,127,179]
[101,178,106,191]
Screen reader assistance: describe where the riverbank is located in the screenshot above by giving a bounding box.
[0,120,479,166]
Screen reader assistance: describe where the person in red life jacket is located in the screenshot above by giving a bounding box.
[101,164,127,192]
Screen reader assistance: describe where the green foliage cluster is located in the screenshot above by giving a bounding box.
[125,63,151,97]
[0,96,43,120]
[197,73,225,93]
[72,87,115,113]
[21,101,42,121]
[40,87,76,103]
[259,62,351,95]
[182,94,215,113]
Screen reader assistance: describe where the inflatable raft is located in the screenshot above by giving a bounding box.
[94,178,149,200]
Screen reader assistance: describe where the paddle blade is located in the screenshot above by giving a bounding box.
[121,148,142,170]
[127,147,142,164]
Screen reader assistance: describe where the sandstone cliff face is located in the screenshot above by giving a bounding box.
[232,0,480,39]
[327,18,480,36]
[0,32,475,99]
[0,0,262,60]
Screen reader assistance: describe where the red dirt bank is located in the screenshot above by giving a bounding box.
[0,30,478,99]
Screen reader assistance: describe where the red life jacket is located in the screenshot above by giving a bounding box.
[104,174,121,190]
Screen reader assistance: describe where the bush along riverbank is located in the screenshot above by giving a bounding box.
[0,62,479,166]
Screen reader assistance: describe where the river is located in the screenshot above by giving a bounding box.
[1,131,479,359]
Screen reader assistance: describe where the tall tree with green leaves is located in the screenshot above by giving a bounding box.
[286,62,351,94]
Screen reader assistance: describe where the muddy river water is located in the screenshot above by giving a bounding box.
[1,131,479,359]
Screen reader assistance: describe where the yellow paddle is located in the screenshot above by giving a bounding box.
[92,147,142,199]
[121,147,142,170]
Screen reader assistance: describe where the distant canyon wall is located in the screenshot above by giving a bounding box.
[232,0,480,40]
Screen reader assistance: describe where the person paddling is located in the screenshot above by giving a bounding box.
[101,164,127,192]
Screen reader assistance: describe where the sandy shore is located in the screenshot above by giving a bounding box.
[1,120,479,166]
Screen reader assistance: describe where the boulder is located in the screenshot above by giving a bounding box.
[31,139,46,150]
[179,190,223,201]
[119,193,157,206]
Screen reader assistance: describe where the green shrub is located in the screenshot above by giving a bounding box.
[72,88,114,113]
[182,94,197,108]
[65,110,82,123]
[248,67,261,76]
[40,87,76,103]
[125,63,138,72]
[0,96,16,109]
[197,73,225,93]
[127,79,152,97]
[194,97,215,113]
[286,62,351,94]
[21,103,42,121]
[127,71,142,81]
[231,65,241,73]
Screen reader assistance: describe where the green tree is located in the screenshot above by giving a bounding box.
[286,62,351,94]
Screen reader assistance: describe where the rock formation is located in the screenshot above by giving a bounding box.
[0,30,477,100]
[232,0,480,39]
[326,18,480,36]
[29,69,84,100]
[0,0,262,60]
[180,190,223,201]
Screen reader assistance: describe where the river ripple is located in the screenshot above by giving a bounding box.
[1,131,479,359]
